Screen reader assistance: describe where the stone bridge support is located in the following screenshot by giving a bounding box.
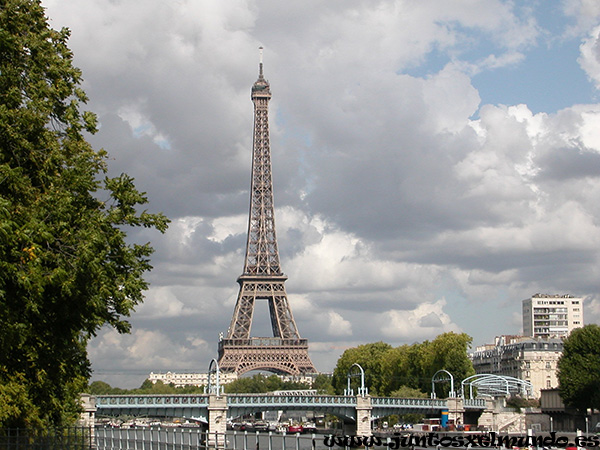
[208,394,228,448]
[446,396,465,428]
[356,395,372,436]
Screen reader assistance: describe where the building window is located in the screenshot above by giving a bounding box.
[547,380,551,388]
[546,362,551,369]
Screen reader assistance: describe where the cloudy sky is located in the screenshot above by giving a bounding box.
[41,0,600,388]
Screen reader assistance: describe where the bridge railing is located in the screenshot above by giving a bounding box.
[96,394,486,410]
[372,397,447,408]
[97,395,210,407]
[226,394,356,405]
[464,398,487,408]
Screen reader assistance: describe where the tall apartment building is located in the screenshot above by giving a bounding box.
[522,294,583,338]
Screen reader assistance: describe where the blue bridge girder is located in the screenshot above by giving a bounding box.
[95,394,483,423]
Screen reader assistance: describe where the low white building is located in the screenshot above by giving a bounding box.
[148,371,239,388]
[147,371,318,388]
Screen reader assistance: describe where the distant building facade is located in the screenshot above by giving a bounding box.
[522,294,583,338]
[147,371,317,388]
[148,371,239,388]
[470,335,563,397]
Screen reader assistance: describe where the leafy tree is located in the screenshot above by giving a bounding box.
[312,374,335,394]
[334,333,474,397]
[224,374,310,393]
[89,379,206,395]
[381,387,427,427]
[138,379,155,391]
[332,342,393,395]
[420,332,475,397]
[558,324,600,411]
[0,373,41,428]
[88,381,116,396]
[0,0,168,427]
[389,385,428,398]
[380,343,428,394]
[224,374,276,393]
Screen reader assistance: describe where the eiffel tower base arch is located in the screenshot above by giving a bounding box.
[218,338,316,375]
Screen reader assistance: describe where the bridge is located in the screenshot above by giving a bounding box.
[96,393,487,437]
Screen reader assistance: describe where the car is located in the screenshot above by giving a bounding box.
[303,423,317,433]
[254,422,268,431]
[288,425,304,433]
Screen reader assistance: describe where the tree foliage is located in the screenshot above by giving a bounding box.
[88,380,205,396]
[89,374,332,395]
[558,324,600,411]
[224,374,310,394]
[0,0,168,427]
[332,333,474,397]
[312,373,335,394]
[332,342,393,395]
[389,385,428,398]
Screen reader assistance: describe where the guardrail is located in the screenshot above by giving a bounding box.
[97,395,209,407]
[464,398,487,408]
[372,397,447,408]
[227,394,356,405]
[97,394,487,411]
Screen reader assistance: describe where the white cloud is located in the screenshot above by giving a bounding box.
[378,299,462,341]
[135,287,195,319]
[579,25,600,90]
[563,0,600,36]
[326,311,352,337]
[89,328,211,386]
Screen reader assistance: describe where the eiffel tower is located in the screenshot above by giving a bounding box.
[218,49,317,375]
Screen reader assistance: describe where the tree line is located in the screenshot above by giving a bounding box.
[87,374,334,396]
[332,332,474,397]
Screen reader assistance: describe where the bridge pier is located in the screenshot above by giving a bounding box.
[208,394,228,448]
[356,395,372,436]
[446,396,465,427]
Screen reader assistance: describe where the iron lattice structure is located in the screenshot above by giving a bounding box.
[218,51,317,375]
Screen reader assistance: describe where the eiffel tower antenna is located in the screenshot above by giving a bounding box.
[218,48,317,375]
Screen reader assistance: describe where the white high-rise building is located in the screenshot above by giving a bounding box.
[522,294,583,338]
